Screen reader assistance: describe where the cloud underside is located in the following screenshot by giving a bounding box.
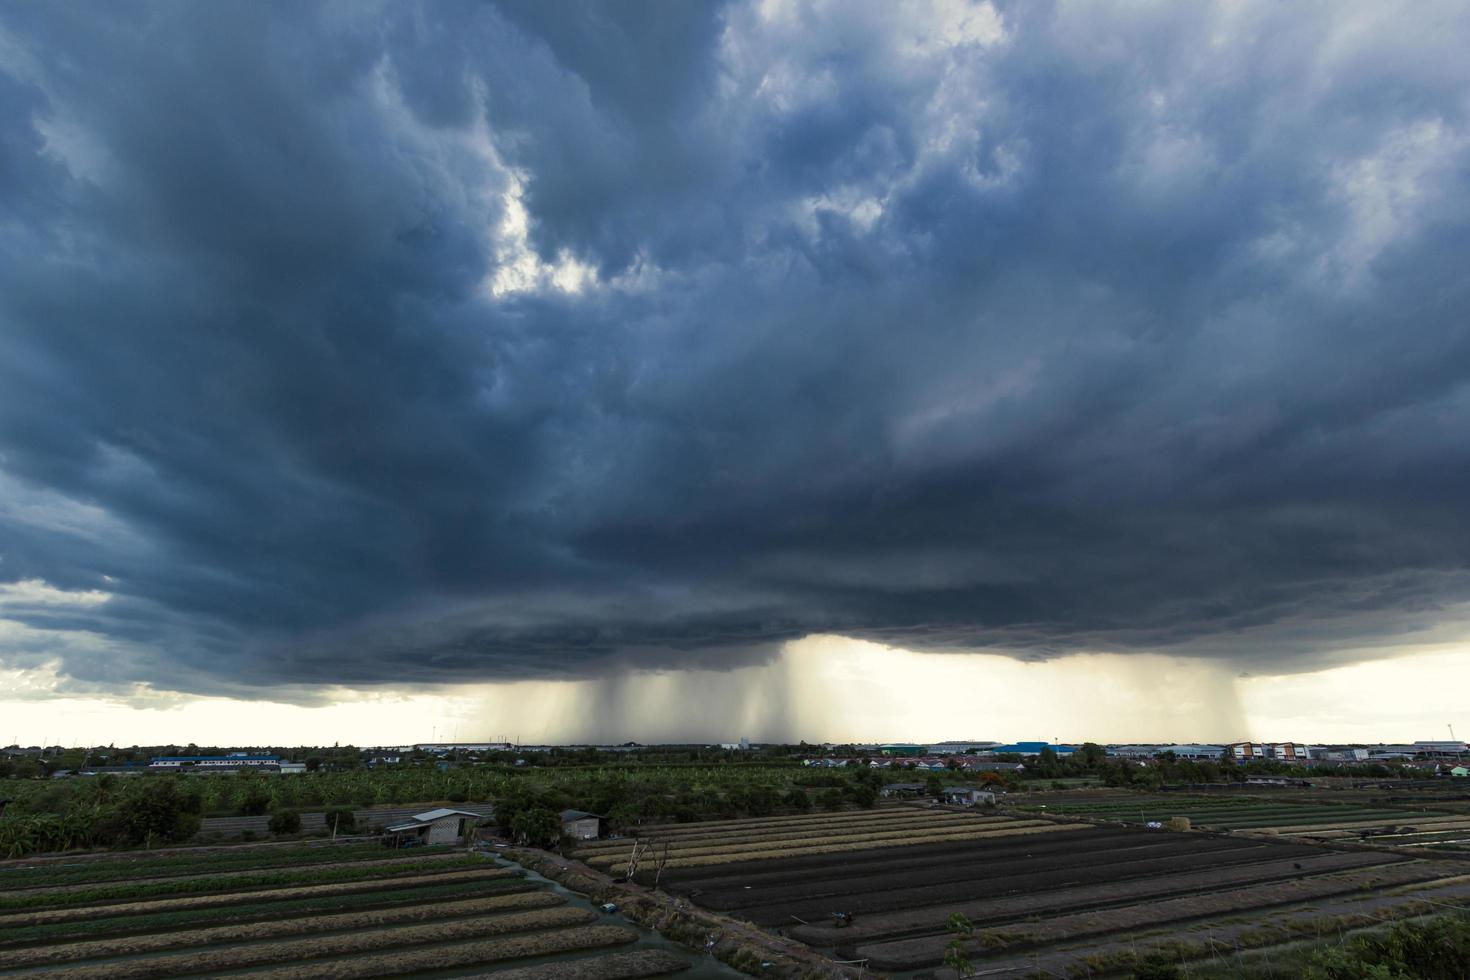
[3,0,1470,698]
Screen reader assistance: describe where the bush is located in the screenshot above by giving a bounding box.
[1304,912,1470,979]
[1131,955,1182,980]
[323,807,356,835]
[267,809,302,835]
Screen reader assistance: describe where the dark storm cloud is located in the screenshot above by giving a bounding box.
[2,0,1470,697]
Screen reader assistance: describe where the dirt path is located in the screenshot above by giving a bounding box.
[502,846,858,980]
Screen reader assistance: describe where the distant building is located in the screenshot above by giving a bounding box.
[719,737,751,750]
[987,742,1073,757]
[560,809,605,840]
[1448,766,1469,778]
[926,741,1000,754]
[1107,744,1226,760]
[879,744,928,757]
[880,782,928,798]
[1267,742,1313,761]
[942,787,996,806]
[277,762,306,774]
[384,807,484,846]
[408,743,513,754]
[149,753,280,770]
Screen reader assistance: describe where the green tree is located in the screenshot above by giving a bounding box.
[818,788,844,811]
[324,807,356,835]
[511,807,562,848]
[943,912,974,978]
[107,779,202,847]
[925,774,945,797]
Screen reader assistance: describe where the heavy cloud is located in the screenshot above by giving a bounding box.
[2,0,1470,698]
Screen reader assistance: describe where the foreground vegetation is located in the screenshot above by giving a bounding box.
[0,842,699,980]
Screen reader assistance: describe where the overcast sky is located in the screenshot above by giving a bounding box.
[3,1,1470,743]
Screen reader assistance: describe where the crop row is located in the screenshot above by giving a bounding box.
[733,841,1334,925]
[574,812,980,853]
[0,865,517,928]
[17,850,464,898]
[1025,798,1414,815]
[633,803,919,835]
[226,925,640,980]
[1039,804,1429,823]
[29,904,599,980]
[851,859,1459,970]
[0,875,536,948]
[690,837,1314,913]
[1038,804,1420,822]
[1256,816,1470,834]
[0,889,567,968]
[629,822,1081,869]
[0,842,398,889]
[468,948,694,980]
[648,827,1182,889]
[585,822,1083,870]
[786,849,1398,946]
[577,817,1017,861]
[0,853,488,912]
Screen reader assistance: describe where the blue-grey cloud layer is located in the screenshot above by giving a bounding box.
[2,0,1470,697]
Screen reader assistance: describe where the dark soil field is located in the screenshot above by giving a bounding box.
[584,805,1470,977]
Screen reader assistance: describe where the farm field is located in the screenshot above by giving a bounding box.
[576,806,1086,873]
[1009,793,1470,851]
[581,805,1470,977]
[0,842,710,980]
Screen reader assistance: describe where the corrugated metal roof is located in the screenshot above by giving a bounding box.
[411,807,485,822]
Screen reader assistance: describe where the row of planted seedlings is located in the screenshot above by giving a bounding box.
[0,844,695,980]
[578,818,1084,871]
